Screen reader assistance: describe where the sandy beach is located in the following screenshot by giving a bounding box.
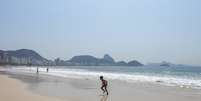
[1,0,200,100]
[1,70,201,101]
[0,74,65,101]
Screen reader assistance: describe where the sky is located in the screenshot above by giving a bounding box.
[0,0,201,65]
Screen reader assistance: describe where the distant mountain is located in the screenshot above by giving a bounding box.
[68,55,98,66]
[160,61,170,67]
[0,49,50,65]
[147,61,172,67]
[160,64,170,67]
[103,54,115,63]
[98,54,115,66]
[67,54,116,66]
[127,60,144,66]
[66,54,143,66]
[116,61,127,66]
[0,49,144,66]
[7,49,44,60]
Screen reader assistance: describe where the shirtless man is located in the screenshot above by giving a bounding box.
[100,76,109,95]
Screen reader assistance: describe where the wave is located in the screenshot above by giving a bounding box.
[1,66,201,89]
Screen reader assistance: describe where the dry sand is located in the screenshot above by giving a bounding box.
[0,75,66,101]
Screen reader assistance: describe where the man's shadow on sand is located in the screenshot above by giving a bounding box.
[100,95,108,101]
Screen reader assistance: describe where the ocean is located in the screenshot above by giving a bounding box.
[1,65,201,89]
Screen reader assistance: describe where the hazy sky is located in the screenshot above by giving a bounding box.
[0,0,201,65]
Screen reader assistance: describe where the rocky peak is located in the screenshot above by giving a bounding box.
[103,54,115,63]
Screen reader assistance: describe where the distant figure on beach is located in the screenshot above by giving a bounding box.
[46,68,49,72]
[100,76,108,95]
[36,67,39,73]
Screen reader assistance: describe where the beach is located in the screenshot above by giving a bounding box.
[1,0,200,100]
[1,69,201,101]
[0,73,65,101]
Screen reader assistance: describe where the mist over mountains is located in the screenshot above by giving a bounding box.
[0,49,143,66]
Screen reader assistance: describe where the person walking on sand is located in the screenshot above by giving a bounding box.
[100,76,109,95]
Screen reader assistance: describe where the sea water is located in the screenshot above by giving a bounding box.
[1,65,201,89]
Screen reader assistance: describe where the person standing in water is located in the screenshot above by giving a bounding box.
[36,67,39,73]
[46,67,49,72]
[100,76,109,95]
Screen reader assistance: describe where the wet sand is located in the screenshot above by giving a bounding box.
[1,71,201,101]
[0,74,65,101]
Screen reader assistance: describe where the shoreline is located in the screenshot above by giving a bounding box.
[2,66,201,90]
[0,73,66,101]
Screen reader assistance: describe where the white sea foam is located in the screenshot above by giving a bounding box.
[1,66,201,89]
